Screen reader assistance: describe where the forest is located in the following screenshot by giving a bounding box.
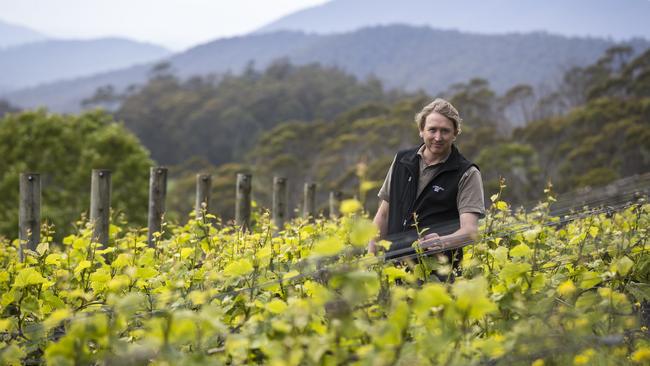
[0,46,648,237]
[0,37,649,366]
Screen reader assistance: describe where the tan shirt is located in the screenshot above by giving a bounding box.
[378,146,486,217]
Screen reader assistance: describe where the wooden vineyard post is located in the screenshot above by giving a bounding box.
[329,191,343,218]
[19,173,40,261]
[236,173,252,230]
[272,176,288,229]
[195,174,211,219]
[303,182,317,219]
[148,167,167,247]
[90,169,111,246]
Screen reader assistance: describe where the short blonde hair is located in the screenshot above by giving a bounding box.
[415,98,462,135]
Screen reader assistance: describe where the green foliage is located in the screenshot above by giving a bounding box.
[516,97,650,191]
[115,61,399,166]
[0,109,152,239]
[78,46,650,223]
[476,142,542,204]
[246,99,424,216]
[0,193,648,365]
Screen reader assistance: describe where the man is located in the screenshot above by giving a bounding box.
[369,98,485,269]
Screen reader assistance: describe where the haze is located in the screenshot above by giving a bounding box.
[0,0,329,50]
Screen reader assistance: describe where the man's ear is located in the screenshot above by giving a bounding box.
[419,130,423,139]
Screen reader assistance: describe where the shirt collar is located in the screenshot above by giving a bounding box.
[417,144,452,167]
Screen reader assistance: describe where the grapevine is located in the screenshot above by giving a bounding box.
[0,189,649,365]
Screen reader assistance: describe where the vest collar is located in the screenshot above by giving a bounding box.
[400,144,462,173]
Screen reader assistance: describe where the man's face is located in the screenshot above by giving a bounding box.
[419,112,457,157]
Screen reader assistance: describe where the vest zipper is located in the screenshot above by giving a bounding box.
[403,168,418,230]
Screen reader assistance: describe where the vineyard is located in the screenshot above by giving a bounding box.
[0,186,649,365]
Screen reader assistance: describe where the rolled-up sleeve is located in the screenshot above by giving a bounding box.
[377,155,396,202]
[457,166,485,218]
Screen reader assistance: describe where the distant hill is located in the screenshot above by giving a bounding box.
[258,0,650,40]
[4,25,647,112]
[0,19,48,48]
[0,38,170,92]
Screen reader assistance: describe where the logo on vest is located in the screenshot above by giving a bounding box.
[432,185,445,193]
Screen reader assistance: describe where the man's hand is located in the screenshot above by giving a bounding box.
[420,233,444,251]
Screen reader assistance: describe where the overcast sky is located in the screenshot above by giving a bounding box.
[0,0,329,50]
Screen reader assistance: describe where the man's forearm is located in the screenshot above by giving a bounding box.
[438,227,477,250]
[422,213,479,252]
[373,213,388,239]
[373,200,389,239]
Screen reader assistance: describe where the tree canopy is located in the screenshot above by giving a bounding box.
[111,60,400,166]
[0,110,152,239]
[74,46,650,221]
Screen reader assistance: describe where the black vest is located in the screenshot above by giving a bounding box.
[386,144,477,265]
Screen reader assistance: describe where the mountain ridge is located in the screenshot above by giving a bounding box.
[0,19,48,48]
[3,25,648,112]
[0,37,170,92]
[257,0,650,40]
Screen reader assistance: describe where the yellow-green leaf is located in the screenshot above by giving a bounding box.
[36,242,49,256]
[13,268,47,288]
[112,253,131,269]
[610,256,634,276]
[136,267,158,280]
[499,262,531,283]
[360,181,380,194]
[452,276,496,319]
[266,299,288,314]
[340,199,363,215]
[283,270,300,280]
[414,283,451,314]
[180,247,194,260]
[74,260,92,275]
[523,228,540,242]
[89,268,112,292]
[349,219,377,247]
[72,238,88,249]
[557,280,576,296]
[257,246,272,260]
[579,271,602,289]
[310,236,344,257]
[45,253,62,266]
[490,246,508,264]
[0,317,14,332]
[223,259,254,277]
[189,290,207,305]
[43,308,71,331]
[509,243,532,258]
[383,266,409,282]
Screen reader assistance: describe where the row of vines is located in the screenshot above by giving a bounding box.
[0,188,649,365]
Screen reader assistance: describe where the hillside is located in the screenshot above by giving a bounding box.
[112,61,399,166]
[258,0,650,40]
[242,47,650,215]
[93,46,648,220]
[0,19,48,48]
[4,26,647,112]
[0,38,170,92]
